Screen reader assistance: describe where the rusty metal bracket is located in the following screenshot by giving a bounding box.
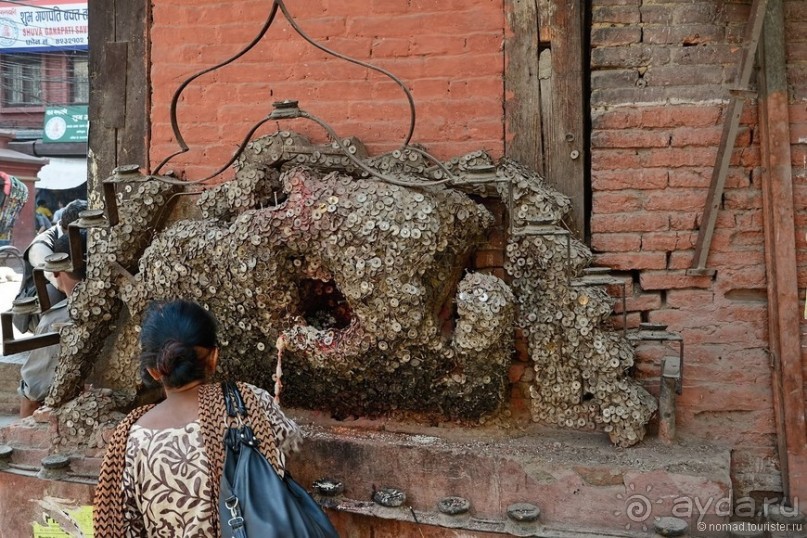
[0,312,60,355]
[690,0,769,272]
[628,322,685,395]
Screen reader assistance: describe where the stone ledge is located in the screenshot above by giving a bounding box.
[287,416,732,536]
[0,410,734,536]
[0,353,26,414]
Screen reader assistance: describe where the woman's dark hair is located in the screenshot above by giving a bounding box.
[139,300,218,389]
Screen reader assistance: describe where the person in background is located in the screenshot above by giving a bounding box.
[35,199,53,232]
[18,230,87,417]
[94,300,303,536]
[13,199,88,333]
[35,199,52,221]
[51,200,66,226]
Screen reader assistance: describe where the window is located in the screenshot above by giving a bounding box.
[1,54,42,106]
[69,53,88,104]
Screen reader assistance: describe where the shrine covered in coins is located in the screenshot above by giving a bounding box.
[1,1,806,537]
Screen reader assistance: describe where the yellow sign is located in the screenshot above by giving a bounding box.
[33,505,93,537]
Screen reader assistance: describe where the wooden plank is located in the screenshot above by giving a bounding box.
[88,0,117,194]
[504,0,545,177]
[757,0,807,505]
[2,332,60,355]
[658,357,680,445]
[88,0,149,196]
[538,0,552,43]
[115,0,149,170]
[539,49,552,179]
[691,0,769,270]
[547,0,586,237]
[100,42,128,129]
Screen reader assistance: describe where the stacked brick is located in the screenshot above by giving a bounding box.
[590,0,807,495]
[150,0,506,180]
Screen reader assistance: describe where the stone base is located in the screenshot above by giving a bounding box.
[0,411,736,537]
[0,353,25,415]
[287,414,733,537]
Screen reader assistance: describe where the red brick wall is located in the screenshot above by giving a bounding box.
[147,0,807,497]
[149,0,505,179]
[591,0,807,496]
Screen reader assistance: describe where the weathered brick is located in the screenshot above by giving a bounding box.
[643,189,706,212]
[667,250,694,269]
[665,289,716,309]
[723,190,763,210]
[593,168,669,191]
[644,65,725,87]
[591,69,640,89]
[640,105,722,128]
[641,231,697,251]
[643,24,726,45]
[591,45,671,68]
[591,212,670,233]
[642,147,716,168]
[670,44,741,66]
[592,191,644,213]
[591,232,642,252]
[591,129,670,149]
[594,251,667,270]
[591,108,642,129]
[592,5,641,24]
[591,149,643,170]
[591,26,642,47]
[669,211,700,230]
[641,3,717,24]
[640,270,714,290]
[613,292,663,313]
[611,311,641,329]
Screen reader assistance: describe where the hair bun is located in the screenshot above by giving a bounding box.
[156,340,191,376]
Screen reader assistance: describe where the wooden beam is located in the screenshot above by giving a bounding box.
[504,0,545,177]
[88,0,149,192]
[547,0,586,237]
[691,0,768,271]
[757,0,807,506]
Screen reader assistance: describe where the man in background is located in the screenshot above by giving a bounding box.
[19,230,87,417]
[13,199,87,333]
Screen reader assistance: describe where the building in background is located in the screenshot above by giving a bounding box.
[0,0,87,247]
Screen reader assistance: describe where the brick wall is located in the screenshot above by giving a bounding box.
[147,0,807,498]
[591,0,807,496]
[149,0,505,179]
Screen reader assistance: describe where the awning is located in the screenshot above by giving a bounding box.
[36,157,87,190]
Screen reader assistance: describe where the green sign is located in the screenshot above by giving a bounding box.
[43,105,88,143]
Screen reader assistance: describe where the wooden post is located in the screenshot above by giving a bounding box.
[503,0,587,237]
[757,0,807,507]
[504,0,545,177]
[547,0,586,238]
[658,357,680,444]
[88,0,149,194]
